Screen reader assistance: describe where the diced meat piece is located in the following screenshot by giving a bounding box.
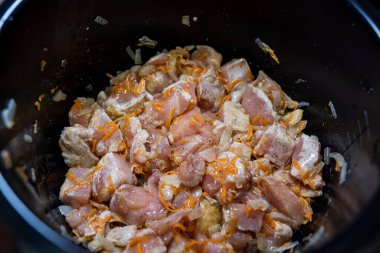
[291,134,325,190]
[229,141,251,162]
[145,70,173,94]
[106,225,137,247]
[92,153,137,202]
[196,67,225,112]
[223,203,264,233]
[261,176,312,227]
[124,228,166,253]
[220,101,249,132]
[168,235,190,253]
[89,109,125,157]
[103,71,146,119]
[171,135,208,165]
[202,174,221,196]
[253,71,297,113]
[130,128,154,164]
[66,205,113,238]
[264,221,293,248]
[110,184,167,227]
[59,126,99,167]
[221,59,253,102]
[178,154,206,187]
[242,84,277,127]
[118,116,143,148]
[139,82,193,127]
[69,97,99,127]
[147,128,171,170]
[196,145,217,163]
[191,45,222,67]
[168,107,205,143]
[226,231,252,250]
[159,173,181,203]
[203,242,234,253]
[146,53,170,66]
[59,167,94,208]
[253,123,295,168]
[147,209,192,236]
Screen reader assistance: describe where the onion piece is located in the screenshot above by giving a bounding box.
[323,147,330,165]
[298,101,310,108]
[134,48,142,65]
[58,205,73,216]
[94,16,108,25]
[137,36,158,49]
[1,98,16,129]
[52,90,67,102]
[272,241,299,252]
[328,101,337,119]
[24,134,33,143]
[329,152,347,185]
[126,46,135,61]
[218,126,233,152]
[255,37,280,64]
[182,15,190,27]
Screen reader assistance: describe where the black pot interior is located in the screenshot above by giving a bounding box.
[1,0,380,252]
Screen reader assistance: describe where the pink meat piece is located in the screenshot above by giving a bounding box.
[226,231,252,250]
[171,134,209,165]
[253,123,295,168]
[146,128,171,170]
[291,134,325,190]
[69,97,99,127]
[191,45,222,67]
[145,70,173,94]
[139,84,193,127]
[59,126,99,168]
[146,209,192,236]
[261,175,312,227]
[178,154,206,187]
[59,167,94,208]
[168,107,204,143]
[223,203,264,233]
[123,228,166,253]
[241,84,276,126]
[202,174,221,196]
[196,67,225,112]
[92,153,137,202]
[110,184,167,227]
[252,71,297,112]
[88,109,124,157]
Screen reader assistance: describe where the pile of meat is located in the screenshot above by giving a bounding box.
[59,45,325,253]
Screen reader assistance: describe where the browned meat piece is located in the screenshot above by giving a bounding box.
[253,123,295,168]
[241,84,277,127]
[261,176,312,227]
[69,97,100,127]
[196,67,225,112]
[59,167,94,207]
[92,153,137,202]
[252,71,297,113]
[191,45,222,67]
[59,126,99,167]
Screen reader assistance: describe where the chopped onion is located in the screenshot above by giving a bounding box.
[61,59,68,67]
[323,147,330,165]
[305,226,325,248]
[295,78,307,84]
[0,149,12,169]
[30,167,36,183]
[298,101,310,108]
[139,65,155,76]
[24,134,33,143]
[33,120,38,134]
[188,207,202,221]
[182,15,190,27]
[52,90,67,102]
[256,233,267,251]
[134,48,142,65]
[255,37,280,64]
[247,199,269,211]
[328,101,337,119]
[192,16,198,22]
[137,36,158,49]
[218,126,233,152]
[1,98,16,129]
[329,152,347,185]
[282,109,303,126]
[126,46,135,61]
[184,45,195,51]
[272,241,299,252]
[58,205,73,216]
[88,233,114,252]
[197,147,217,162]
[94,16,108,25]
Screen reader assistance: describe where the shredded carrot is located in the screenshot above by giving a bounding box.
[165,108,175,129]
[247,124,254,140]
[159,184,177,212]
[184,192,196,208]
[129,235,151,246]
[224,217,237,238]
[192,114,205,124]
[216,75,228,84]
[137,243,144,253]
[152,100,165,112]
[258,118,270,125]
[106,73,115,79]
[178,139,189,145]
[133,79,146,96]
[257,161,268,172]
[118,142,127,152]
[225,78,242,93]
[34,101,41,111]
[173,222,186,235]
[162,87,174,99]
[70,99,84,113]
[246,203,254,216]
[66,171,80,185]
[250,114,262,125]
[246,69,253,82]
[133,165,146,175]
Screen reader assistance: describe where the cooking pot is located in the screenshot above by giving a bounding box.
[1,0,380,252]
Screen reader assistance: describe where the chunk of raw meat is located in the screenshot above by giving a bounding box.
[59,126,99,167]
[92,153,137,202]
[196,67,225,112]
[220,101,249,132]
[191,45,222,67]
[253,123,295,168]
[69,97,99,127]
